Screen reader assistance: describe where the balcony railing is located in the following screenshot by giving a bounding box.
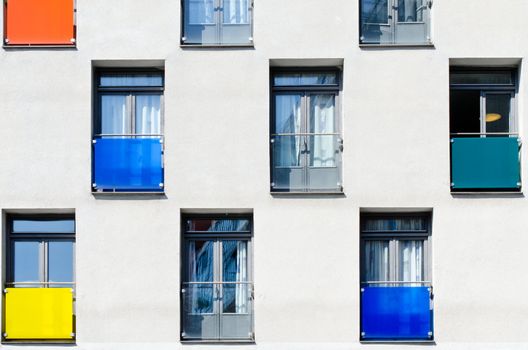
[4,283,75,340]
[93,135,164,192]
[360,281,433,341]
[451,134,521,190]
[181,282,253,340]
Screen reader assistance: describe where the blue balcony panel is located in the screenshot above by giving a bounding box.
[93,138,163,191]
[361,286,432,340]
[451,137,520,190]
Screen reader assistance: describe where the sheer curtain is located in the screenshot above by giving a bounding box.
[362,0,389,24]
[275,95,302,167]
[364,241,389,282]
[398,0,423,22]
[310,95,336,167]
[188,241,214,313]
[222,240,248,314]
[101,95,128,136]
[223,0,249,24]
[189,0,215,24]
[135,95,161,136]
[399,240,424,285]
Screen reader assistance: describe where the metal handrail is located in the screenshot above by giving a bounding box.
[182,281,253,285]
[450,132,518,136]
[362,281,431,285]
[94,134,163,137]
[6,282,75,285]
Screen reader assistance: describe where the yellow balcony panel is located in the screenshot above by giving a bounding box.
[5,287,74,340]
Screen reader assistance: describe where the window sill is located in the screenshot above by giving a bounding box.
[451,191,523,196]
[180,43,254,49]
[271,191,345,197]
[3,44,76,49]
[360,340,435,345]
[2,340,76,345]
[181,339,255,344]
[359,43,435,49]
[92,191,166,198]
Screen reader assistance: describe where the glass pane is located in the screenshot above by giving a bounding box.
[186,219,250,232]
[274,94,301,134]
[188,0,215,24]
[12,219,74,233]
[274,136,302,167]
[135,95,161,135]
[222,241,249,313]
[273,73,337,86]
[363,240,389,282]
[450,90,481,134]
[310,94,336,134]
[398,0,424,22]
[223,0,249,24]
[309,135,336,167]
[363,217,427,231]
[362,0,389,24]
[100,74,163,87]
[13,241,40,284]
[450,71,513,85]
[185,283,215,314]
[188,241,214,281]
[101,95,129,135]
[486,94,511,133]
[399,240,424,283]
[48,242,74,285]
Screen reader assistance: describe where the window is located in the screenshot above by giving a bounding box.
[270,70,343,193]
[4,215,75,341]
[360,0,431,45]
[181,216,253,341]
[182,0,253,45]
[4,0,75,46]
[92,70,164,192]
[360,214,433,341]
[450,69,520,191]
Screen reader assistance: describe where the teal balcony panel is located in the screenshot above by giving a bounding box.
[451,137,520,190]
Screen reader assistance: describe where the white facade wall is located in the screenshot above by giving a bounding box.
[0,0,528,349]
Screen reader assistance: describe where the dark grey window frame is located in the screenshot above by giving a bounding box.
[180,0,254,47]
[180,214,254,343]
[270,68,343,194]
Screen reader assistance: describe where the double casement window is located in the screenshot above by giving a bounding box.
[4,0,75,46]
[182,0,253,45]
[360,0,431,45]
[450,69,520,191]
[181,216,253,341]
[270,70,343,193]
[4,215,75,341]
[92,70,164,192]
[360,214,433,341]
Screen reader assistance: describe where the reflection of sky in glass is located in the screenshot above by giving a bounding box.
[49,242,74,283]
[13,219,75,233]
[362,0,388,24]
[14,241,40,282]
[186,219,250,232]
[100,74,163,87]
[188,240,214,313]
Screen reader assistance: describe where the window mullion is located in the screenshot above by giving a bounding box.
[130,94,136,136]
[42,241,48,286]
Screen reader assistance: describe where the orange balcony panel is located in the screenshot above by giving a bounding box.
[5,0,75,45]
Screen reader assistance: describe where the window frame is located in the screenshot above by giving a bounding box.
[359,0,432,46]
[270,67,343,194]
[180,214,254,342]
[180,0,254,47]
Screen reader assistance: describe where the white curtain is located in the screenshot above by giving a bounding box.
[400,240,424,285]
[188,241,214,313]
[101,95,128,136]
[364,241,389,282]
[189,0,215,24]
[275,95,302,167]
[135,95,161,136]
[235,241,248,313]
[310,95,336,167]
[223,0,249,24]
[398,0,423,22]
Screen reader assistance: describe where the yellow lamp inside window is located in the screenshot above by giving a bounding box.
[486,113,502,122]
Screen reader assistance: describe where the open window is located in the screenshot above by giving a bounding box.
[4,0,76,46]
[450,68,520,191]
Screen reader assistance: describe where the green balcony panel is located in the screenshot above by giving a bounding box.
[451,137,520,190]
